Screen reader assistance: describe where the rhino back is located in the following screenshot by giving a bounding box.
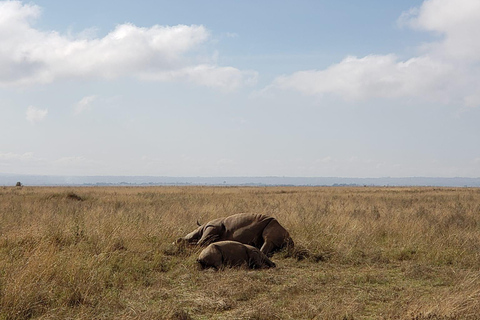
[222,213,270,229]
[216,241,250,266]
[222,213,273,244]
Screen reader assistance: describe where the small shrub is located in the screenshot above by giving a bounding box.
[66,192,84,201]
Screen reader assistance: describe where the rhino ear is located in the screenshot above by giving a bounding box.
[196,220,201,227]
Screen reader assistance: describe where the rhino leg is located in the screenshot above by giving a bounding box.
[258,241,272,256]
[260,219,289,256]
[256,252,276,268]
[247,249,264,268]
[247,246,276,269]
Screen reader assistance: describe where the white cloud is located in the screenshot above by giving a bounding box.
[74,95,97,115]
[269,0,480,107]
[0,1,255,89]
[400,0,480,61]
[25,106,47,123]
[271,54,455,101]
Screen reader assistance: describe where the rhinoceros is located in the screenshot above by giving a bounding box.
[177,213,294,256]
[197,240,276,270]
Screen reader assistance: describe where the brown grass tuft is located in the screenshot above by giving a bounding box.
[166,309,193,320]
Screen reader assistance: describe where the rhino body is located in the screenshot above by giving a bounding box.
[178,213,293,256]
[197,240,276,270]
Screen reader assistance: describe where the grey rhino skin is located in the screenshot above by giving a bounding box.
[197,240,276,270]
[178,213,293,256]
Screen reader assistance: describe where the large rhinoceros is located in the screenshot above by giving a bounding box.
[177,213,294,256]
[197,240,276,270]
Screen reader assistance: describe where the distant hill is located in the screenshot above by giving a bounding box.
[1,174,480,187]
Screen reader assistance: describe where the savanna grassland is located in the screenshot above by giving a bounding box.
[1,186,480,320]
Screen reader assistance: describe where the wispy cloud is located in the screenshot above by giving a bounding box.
[25,106,47,124]
[138,64,258,90]
[53,156,98,167]
[74,95,97,115]
[0,152,103,175]
[0,152,39,162]
[0,1,256,90]
[0,152,47,169]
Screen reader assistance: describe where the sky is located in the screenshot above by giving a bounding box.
[1,0,480,178]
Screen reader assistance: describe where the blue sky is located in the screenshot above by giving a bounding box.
[1,0,480,177]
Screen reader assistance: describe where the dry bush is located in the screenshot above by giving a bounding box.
[1,186,480,319]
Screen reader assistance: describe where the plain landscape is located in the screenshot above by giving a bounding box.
[3,174,480,187]
[1,186,480,319]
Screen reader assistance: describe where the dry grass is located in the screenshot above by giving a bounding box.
[1,186,480,319]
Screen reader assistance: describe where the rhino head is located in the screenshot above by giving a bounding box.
[176,219,226,246]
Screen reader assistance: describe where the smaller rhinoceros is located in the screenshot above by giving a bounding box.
[197,240,276,270]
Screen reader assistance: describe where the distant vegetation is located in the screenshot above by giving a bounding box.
[2,174,480,187]
[1,186,479,319]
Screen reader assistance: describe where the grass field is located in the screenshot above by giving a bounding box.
[1,186,479,319]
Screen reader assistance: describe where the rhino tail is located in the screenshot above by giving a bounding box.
[286,236,294,250]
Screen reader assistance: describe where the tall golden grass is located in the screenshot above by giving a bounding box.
[1,186,479,319]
